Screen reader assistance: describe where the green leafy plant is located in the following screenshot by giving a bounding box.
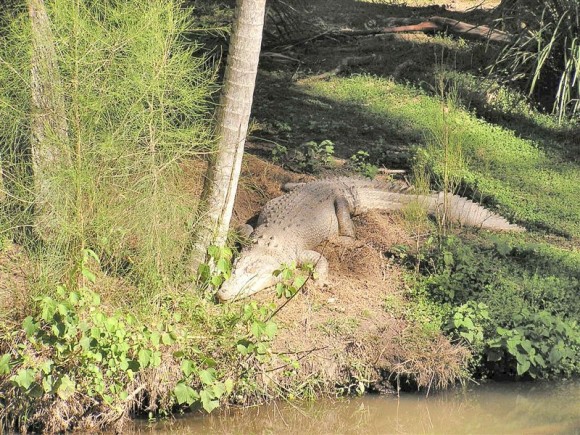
[348,150,379,179]
[197,245,233,293]
[486,310,580,378]
[272,140,335,173]
[0,248,245,431]
[444,301,491,349]
[271,143,288,164]
[273,261,315,299]
[235,302,278,363]
[4,285,164,408]
[402,233,580,379]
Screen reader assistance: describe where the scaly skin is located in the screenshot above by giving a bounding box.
[217,177,524,301]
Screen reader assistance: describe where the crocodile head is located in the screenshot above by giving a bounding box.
[216,248,283,302]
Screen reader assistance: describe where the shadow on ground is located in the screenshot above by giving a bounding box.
[253,0,579,166]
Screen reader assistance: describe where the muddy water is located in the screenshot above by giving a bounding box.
[136,381,580,434]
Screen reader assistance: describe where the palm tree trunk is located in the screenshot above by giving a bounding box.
[190,0,266,272]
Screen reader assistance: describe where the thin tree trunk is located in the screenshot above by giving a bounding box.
[28,0,70,240]
[190,0,266,272]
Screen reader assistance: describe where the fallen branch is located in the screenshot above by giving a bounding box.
[340,17,514,44]
[428,16,515,44]
[273,16,514,48]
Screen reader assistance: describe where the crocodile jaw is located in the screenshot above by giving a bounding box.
[217,250,282,302]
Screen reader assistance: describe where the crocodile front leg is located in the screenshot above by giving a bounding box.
[335,196,356,237]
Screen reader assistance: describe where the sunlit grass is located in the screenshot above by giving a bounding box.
[303,75,580,238]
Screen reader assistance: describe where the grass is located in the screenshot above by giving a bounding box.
[288,69,580,378]
[302,75,580,239]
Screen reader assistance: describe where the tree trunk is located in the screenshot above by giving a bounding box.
[28,0,70,241]
[190,0,266,272]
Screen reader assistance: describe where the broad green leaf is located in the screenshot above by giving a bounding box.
[264,322,278,339]
[57,303,69,316]
[91,326,102,339]
[150,351,162,367]
[216,258,230,274]
[535,354,546,368]
[0,354,11,375]
[174,382,198,405]
[211,275,223,287]
[517,359,531,376]
[138,349,152,368]
[69,291,80,305]
[212,382,226,399]
[198,369,215,385]
[22,316,38,337]
[84,249,100,263]
[41,298,57,321]
[39,359,53,375]
[82,268,96,284]
[207,245,220,259]
[161,332,175,345]
[119,358,129,371]
[91,292,101,306]
[462,317,475,330]
[520,339,533,354]
[150,332,161,346]
[42,374,54,393]
[12,368,35,389]
[251,321,265,339]
[506,337,520,355]
[200,390,219,413]
[181,359,196,377]
[105,317,118,332]
[548,347,562,364]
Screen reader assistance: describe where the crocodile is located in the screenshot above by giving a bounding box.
[217,177,524,301]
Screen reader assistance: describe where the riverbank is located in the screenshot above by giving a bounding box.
[0,155,472,432]
[1,0,580,432]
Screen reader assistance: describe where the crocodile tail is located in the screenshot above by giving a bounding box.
[429,192,525,232]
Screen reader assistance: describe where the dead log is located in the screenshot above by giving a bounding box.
[277,16,514,48]
[428,16,515,44]
[340,17,514,44]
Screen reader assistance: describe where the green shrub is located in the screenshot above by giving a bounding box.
[404,235,580,379]
[0,250,282,432]
[271,139,335,173]
[348,150,379,179]
[0,0,215,290]
[486,310,580,378]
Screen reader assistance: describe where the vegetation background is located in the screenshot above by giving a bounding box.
[0,0,578,432]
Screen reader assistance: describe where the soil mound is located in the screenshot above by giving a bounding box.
[234,156,470,394]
